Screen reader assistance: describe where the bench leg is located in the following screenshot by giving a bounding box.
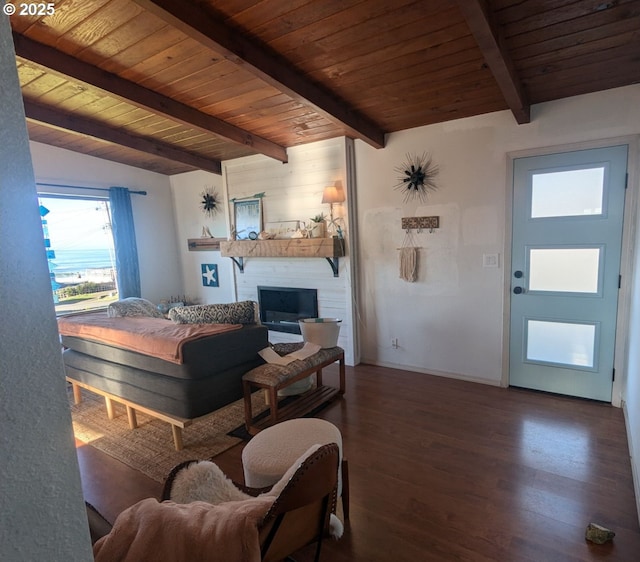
[316,368,323,387]
[339,355,345,394]
[71,383,82,405]
[126,406,138,429]
[269,387,279,425]
[243,380,254,431]
[104,397,115,420]
[171,425,183,451]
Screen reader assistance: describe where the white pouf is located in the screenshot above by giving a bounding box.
[242,418,344,499]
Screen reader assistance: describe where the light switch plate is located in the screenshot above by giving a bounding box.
[483,253,499,268]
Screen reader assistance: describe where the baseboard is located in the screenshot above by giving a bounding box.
[360,358,502,388]
[622,400,640,527]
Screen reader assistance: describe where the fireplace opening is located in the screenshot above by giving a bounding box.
[257,286,318,334]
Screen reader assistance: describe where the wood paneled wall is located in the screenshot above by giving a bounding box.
[222,138,356,364]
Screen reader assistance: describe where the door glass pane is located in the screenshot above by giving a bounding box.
[526,320,596,368]
[529,247,600,293]
[531,167,604,218]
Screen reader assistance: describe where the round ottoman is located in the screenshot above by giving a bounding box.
[242,418,349,519]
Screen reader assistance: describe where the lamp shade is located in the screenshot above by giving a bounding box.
[322,186,345,204]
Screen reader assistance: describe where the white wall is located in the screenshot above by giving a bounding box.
[355,85,640,385]
[29,142,182,305]
[625,142,640,521]
[356,112,514,382]
[169,170,235,304]
[223,139,357,365]
[0,19,93,560]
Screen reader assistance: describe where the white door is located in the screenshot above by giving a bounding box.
[509,145,628,401]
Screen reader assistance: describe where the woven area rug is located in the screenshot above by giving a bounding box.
[69,387,267,482]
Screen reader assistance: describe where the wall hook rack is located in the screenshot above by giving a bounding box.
[401,216,439,233]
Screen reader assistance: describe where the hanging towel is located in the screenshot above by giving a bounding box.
[399,246,418,282]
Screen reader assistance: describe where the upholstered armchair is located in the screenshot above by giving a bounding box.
[89,443,340,562]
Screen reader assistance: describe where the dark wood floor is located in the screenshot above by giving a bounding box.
[78,364,640,561]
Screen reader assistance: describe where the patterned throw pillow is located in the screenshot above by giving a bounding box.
[168,301,256,324]
[107,297,164,318]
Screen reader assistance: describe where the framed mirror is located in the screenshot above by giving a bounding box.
[233,197,263,240]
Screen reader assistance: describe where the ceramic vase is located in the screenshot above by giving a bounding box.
[310,221,326,238]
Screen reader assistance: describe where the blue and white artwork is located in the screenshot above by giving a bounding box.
[201,264,219,287]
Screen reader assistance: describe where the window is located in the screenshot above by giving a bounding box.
[530,167,605,218]
[39,195,118,314]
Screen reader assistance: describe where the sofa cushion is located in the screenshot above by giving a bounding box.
[107,297,164,318]
[168,301,256,325]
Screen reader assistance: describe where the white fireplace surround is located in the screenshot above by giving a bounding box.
[221,138,357,366]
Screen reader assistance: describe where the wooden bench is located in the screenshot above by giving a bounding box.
[242,343,345,434]
[68,378,209,451]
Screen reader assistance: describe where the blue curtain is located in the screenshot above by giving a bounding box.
[109,187,141,298]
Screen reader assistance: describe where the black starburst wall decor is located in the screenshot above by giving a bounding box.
[200,187,221,217]
[394,152,439,203]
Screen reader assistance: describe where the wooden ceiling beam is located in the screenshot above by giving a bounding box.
[12,32,287,164]
[456,0,530,124]
[23,101,223,175]
[131,0,386,149]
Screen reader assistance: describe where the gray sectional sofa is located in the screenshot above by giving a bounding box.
[59,300,269,419]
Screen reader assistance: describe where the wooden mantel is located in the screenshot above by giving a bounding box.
[220,238,345,276]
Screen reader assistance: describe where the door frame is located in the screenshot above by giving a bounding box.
[501,135,639,406]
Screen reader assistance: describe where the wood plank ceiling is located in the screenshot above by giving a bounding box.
[11,0,640,176]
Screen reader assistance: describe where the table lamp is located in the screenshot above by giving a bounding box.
[322,186,345,231]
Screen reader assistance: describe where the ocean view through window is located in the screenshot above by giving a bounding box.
[39,195,118,314]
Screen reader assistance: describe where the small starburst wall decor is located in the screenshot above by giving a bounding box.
[200,186,221,217]
[394,152,439,203]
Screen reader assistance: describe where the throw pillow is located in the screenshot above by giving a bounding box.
[107,297,164,318]
[168,301,256,324]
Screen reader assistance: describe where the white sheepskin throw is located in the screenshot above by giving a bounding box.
[328,514,344,539]
[169,461,253,505]
[168,445,343,539]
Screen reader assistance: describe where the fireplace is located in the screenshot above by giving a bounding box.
[257,286,318,334]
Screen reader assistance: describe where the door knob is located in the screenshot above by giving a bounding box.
[513,286,524,294]
[514,270,523,278]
